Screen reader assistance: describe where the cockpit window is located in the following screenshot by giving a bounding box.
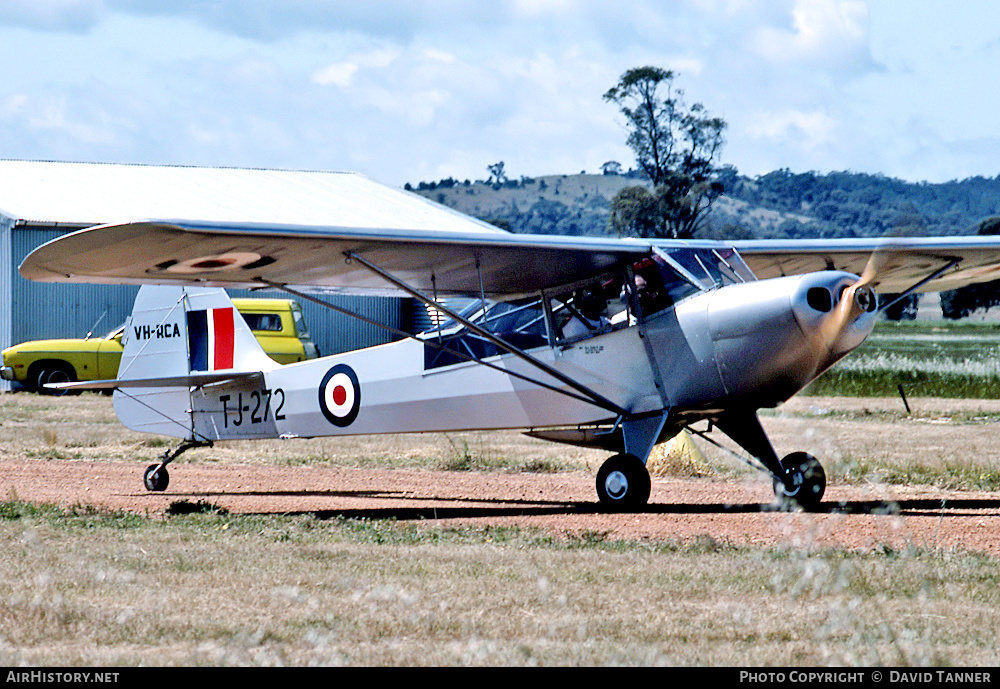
[654,247,756,291]
[631,257,701,319]
[548,273,629,343]
[421,247,758,368]
[423,297,548,370]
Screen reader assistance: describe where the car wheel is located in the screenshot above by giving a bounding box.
[34,368,51,393]
[39,364,80,396]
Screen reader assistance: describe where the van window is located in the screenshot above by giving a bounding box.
[243,313,283,332]
[292,306,310,337]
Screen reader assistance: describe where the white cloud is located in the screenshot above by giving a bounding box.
[312,47,402,87]
[750,0,875,75]
[312,63,359,88]
[745,109,838,151]
[0,1,997,187]
[1,93,28,116]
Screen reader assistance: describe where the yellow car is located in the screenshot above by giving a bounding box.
[1,298,319,393]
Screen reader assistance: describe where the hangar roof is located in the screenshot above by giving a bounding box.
[0,160,501,234]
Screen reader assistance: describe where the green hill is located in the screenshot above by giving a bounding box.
[407,174,637,236]
[408,169,1000,240]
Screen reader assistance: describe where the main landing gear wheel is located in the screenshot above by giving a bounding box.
[143,464,170,492]
[772,451,825,511]
[596,453,650,511]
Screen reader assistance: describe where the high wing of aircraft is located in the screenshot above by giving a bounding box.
[19,218,1000,512]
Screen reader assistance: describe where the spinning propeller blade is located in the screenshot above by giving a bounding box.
[817,248,884,354]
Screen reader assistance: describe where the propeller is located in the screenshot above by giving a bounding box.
[817,248,886,355]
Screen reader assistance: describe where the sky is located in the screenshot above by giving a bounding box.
[2,0,1000,188]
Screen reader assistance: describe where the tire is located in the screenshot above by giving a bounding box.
[596,453,651,511]
[772,452,826,511]
[38,364,80,396]
[33,367,51,393]
[143,464,169,492]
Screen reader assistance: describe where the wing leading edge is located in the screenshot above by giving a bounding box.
[734,237,1000,294]
[19,220,659,297]
[19,219,1000,296]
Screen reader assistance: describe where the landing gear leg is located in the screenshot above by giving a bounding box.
[713,411,825,511]
[143,439,212,492]
[593,413,665,511]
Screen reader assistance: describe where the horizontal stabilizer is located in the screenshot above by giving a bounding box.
[46,371,263,391]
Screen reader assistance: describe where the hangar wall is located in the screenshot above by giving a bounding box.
[0,160,490,390]
[0,216,12,368]
[11,226,139,344]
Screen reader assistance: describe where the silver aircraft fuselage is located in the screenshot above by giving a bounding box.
[128,270,877,444]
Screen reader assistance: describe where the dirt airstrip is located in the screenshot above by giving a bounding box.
[3,394,1000,555]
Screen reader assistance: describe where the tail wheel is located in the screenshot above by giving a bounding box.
[772,452,825,511]
[143,464,170,492]
[596,453,650,511]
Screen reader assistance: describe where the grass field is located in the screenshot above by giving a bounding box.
[807,320,1000,398]
[2,501,999,666]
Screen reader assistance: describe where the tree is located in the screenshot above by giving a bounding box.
[601,161,622,176]
[486,161,508,185]
[941,216,1000,318]
[608,186,659,237]
[604,66,726,238]
[879,294,919,320]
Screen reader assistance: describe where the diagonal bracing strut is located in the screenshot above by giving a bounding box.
[877,258,961,313]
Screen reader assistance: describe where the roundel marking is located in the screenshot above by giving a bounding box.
[319,364,361,427]
[166,251,263,274]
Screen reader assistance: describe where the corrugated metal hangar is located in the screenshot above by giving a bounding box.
[0,160,445,388]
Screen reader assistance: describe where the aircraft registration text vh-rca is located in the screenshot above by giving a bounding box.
[19,173,1000,511]
[133,322,182,340]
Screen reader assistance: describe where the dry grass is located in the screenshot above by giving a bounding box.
[0,392,606,473]
[5,392,1000,490]
[2,505,999,666]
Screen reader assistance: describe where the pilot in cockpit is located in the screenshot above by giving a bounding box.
[560,287,610,340]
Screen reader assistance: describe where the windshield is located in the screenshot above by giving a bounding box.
[654,247,756,291]
[291,305,310,338]
[630,257,701,319]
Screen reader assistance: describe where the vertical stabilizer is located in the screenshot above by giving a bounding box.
[113,285,276,438]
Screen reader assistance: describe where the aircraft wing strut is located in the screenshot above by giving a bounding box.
[342,251,631,417]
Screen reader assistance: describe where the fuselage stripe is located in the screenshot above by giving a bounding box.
[212,307,235,370]
[187,310,208,371]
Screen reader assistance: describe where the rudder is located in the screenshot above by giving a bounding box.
[113,286,276,438]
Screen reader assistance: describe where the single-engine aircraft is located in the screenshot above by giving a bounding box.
[18,181,1000,511]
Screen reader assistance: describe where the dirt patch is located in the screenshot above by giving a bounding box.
[3,394,1000,555]
[4,458,1000,555]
